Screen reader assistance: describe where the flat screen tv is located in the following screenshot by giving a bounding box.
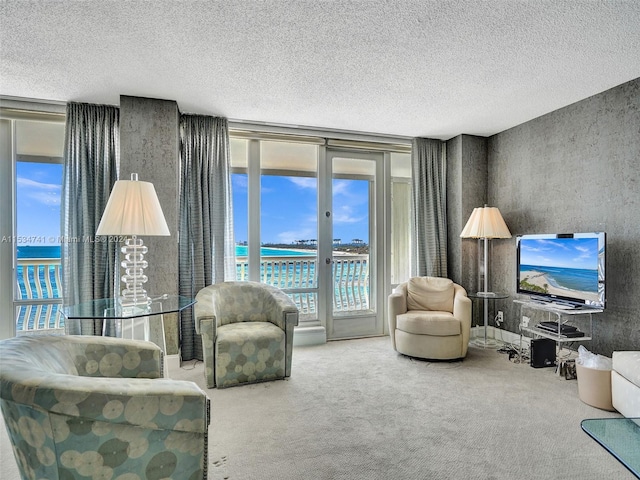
[516,232,606,309]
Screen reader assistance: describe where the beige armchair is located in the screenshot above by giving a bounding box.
[195,281,299,388]
[388,276,472,360]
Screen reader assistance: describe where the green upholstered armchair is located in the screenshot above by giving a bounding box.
[194,281,299,388]
[0,335,210,480]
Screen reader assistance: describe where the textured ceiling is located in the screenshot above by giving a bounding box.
[1,1,639,139]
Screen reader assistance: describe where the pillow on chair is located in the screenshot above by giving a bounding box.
[407,277,454,312]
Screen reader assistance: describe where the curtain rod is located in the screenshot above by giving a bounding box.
[229,120,413,146]
[0,96,414,152]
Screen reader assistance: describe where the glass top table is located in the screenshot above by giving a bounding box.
[62,294,196,320]
[581,417,640,478]
[467,292,510,300]
[62,294,196,357]
[467,292,509,348]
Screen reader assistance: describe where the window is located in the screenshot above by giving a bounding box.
[231,137,321,321]
[0,114,65,336]
[229,131,412,337]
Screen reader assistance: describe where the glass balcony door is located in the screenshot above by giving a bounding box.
[322,149,384,339]
[230,137,404,341]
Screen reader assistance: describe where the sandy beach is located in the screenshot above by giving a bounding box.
[519,270,600,302]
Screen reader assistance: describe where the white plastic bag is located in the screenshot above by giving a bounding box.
[576,345,612,370]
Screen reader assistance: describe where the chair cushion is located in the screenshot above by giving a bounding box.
[613,351,640,387]
[216,322,286,387]
[406,277,454,312]
[396,311,461,336]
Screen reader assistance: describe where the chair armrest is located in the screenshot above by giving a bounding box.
[264,285,299,330]
[452,286,472,341]
[388,284,408,349]
[388,291,407,317]
[194,286,217,336]
[64,335,163,379]
[7,374,210,432]
[286,311,299,327]
[452,286,471,322]
[388,284,408,316]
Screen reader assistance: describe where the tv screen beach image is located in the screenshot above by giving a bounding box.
[518,237,601,303]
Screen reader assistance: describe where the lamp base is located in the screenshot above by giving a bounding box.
[120,236,150,307]
[118,297,151,309]
[471,337,501,349]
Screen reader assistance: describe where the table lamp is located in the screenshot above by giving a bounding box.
[96,173,170,306]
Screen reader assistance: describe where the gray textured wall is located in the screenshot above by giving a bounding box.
[446,134,488,293]
[119,96,180,354]
[487,78,640,355]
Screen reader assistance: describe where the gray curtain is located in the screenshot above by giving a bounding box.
[179,114,235,361]
[61,102,120,334]
[411,137,447,278]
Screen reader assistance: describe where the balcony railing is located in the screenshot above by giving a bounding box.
[16,258,64,334]
[235,254,370,316]
[15,254,370,334]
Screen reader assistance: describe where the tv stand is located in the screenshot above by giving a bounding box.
[513,298,602,364]
[527,297,586,310]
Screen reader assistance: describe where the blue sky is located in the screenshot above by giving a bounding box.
[232,174,369,245]
[16,162,62,244]
[16,164,369,247]
[519,237,599,270]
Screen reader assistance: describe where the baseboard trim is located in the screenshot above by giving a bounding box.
[294,326,327,346]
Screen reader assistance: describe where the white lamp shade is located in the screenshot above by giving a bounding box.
[96,176,170,236]
[460,206,511,239]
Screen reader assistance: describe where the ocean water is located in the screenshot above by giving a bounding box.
[16,244,320,296]
[16,244,368,331]
[520,264,598,292]
[16,245,325,298]
[18,245,316,259]
[17,245,61,259]
[235,245,316,257]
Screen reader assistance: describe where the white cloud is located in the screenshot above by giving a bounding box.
[289,177,316,189]
[17,177,60,190]
[544,239,570,250]
[333,205,364,224]
[17,177,61,206]
[333,180,350,196]
[232,175,248,190]
[277,228,317,244]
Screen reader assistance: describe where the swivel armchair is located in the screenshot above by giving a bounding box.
[388,276,472,360]
[0,335,210,480]
[194,281,299,388]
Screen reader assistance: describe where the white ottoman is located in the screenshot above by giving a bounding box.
[611,351,640,417]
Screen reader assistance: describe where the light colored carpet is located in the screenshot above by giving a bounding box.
[1,337,632,479]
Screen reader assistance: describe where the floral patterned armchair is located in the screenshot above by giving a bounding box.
[0,335,210,480]
[194,281,299,388]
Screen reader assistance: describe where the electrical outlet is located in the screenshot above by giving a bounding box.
[522,315,530,327]
[496,311,504,323]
